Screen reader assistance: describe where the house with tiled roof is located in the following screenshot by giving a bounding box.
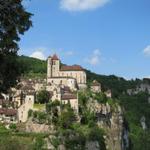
[47,54,87,90]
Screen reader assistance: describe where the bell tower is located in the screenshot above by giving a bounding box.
[51,54,60,77]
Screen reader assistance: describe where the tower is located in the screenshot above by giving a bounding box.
[47,54,60,78]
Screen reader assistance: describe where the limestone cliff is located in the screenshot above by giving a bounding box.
[86,98,124,150]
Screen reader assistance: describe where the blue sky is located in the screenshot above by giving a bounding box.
[19,0,150,79]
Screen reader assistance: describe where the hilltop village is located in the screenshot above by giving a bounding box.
[0,54,111,124]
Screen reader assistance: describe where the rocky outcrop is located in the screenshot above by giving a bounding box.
[87,99,124,150]
[127,83,150,95]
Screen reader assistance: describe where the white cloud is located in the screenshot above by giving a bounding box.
[85,49,101,65]
[30,49,46,60]
[143,45,150,56]
[65,51,74,56]
[60,0,110,12]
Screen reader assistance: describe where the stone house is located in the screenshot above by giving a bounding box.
[17,93,35,122]
[0,108,17,123]
[90,80,101,93]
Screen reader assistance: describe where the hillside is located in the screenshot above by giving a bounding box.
[16,55,150,150]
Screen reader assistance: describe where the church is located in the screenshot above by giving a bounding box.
[47,54,87,90]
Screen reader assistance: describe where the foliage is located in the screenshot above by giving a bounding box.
[118,92,150,150]
[9,123,17,131]
[28,109,33,118]
[0,0,32,93]
[0,0,32,52]
[33,136,45,150]
[17,55,47,76]
[0,54,21,92]
[36,90,50,104]
[59,106,76,129]
[32,111,47,124]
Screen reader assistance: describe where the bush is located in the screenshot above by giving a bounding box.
[28,109,33,118]
[9,123,17,131]
[36,90,50,104]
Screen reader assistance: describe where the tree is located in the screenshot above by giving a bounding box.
[59,106,75,129]
[0,0,32,92]
[36,90,50,104]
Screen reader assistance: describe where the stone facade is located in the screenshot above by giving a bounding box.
[18,94,34,122]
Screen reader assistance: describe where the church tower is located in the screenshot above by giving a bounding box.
[47,54,60,78]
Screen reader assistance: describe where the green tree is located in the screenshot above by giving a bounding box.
[0,0,32,92]
[36,90,50,104]
[59,106,75,129]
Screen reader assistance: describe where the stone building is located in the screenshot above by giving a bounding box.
[47,54,87,89]
[90,80,101,93]
[17,93,35,122]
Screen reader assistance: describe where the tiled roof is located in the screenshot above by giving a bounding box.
[0,108,17,116]
[52,54,59,60]
[60,65,84,71]
[61,94,77,100]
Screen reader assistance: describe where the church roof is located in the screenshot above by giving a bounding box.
[52,54,59,60]
[60,65,84,71]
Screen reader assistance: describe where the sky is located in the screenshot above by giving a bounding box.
[19,0,150,79]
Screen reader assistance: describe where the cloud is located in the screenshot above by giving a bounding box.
[60,0,110,12]
[30,49,46,60]
[85,49,101,65]
[65,51,74,56]
[143,45,150,56]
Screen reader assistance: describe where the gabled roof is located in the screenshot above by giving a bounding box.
[60,65,84,71]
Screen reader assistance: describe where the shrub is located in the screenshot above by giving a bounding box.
[28,109,33,118]
[9,123,17,131]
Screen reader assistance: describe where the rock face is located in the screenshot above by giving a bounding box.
[127,83,150,95]
[87,99,124,150]
[104,105,123,150]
